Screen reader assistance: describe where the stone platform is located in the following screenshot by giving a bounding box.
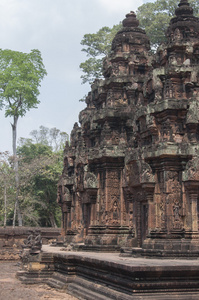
[16,245,199,300]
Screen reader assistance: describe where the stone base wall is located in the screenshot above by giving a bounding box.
[16,249,199,299]
[0,227,61,260]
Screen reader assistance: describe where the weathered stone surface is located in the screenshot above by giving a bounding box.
[57,0,199,256]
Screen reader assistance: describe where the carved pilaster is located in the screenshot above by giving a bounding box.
[184,181,199,232]
[142,182,155,235]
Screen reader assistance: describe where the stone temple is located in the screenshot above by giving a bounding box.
[57,0,199,257]
[16,2,199,298]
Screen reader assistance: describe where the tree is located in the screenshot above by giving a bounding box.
[17,140,63,227]
[0,126,66,227]
[0,48,47,226]
[80,24,122,84]
[27,125,69,152]
[79,0,199,84]
[16,125,68,227]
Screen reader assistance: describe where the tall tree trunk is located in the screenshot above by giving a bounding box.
[49,212,57,228]
[4,184,7,227]
[12,115,23,227]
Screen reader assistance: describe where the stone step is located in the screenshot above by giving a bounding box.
[129,292,199,300]
[17,275,44,285]
[67,282,113,300]
[16,270,52,282]
[67,277,133,300]
[47,278,66,289]
[74,244,120,252]
[68,281,199,300]
[66,276,199,300]
[46,272,71,289]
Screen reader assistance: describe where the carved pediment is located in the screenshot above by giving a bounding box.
[84,172,98,189]
[183,157,199,182]
[123,160,155,188]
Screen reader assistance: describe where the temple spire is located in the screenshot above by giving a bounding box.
[175,0,193,16]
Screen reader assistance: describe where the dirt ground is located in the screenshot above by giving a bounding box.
[0,261,78,300]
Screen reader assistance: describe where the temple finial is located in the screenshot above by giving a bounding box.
[122,11,139,28]
[175,0,193,16]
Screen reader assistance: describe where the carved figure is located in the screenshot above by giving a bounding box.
[22,231,34,248]
[22,230,42,253]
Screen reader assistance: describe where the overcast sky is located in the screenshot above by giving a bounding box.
[0,0,150,152]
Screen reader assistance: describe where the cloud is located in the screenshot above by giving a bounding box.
[97,0,144,13]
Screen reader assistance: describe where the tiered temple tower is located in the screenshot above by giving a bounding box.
[57,0,199,256]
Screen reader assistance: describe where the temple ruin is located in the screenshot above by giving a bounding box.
[57,0,199,256]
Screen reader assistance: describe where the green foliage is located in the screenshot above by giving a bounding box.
[0,125,67,227]
[17,140,52,163]
[0,152,15,226]
[81,25,122,57]
[80,58,104,84]
[16,126,67,227]
[0,49,47,118]
[80,24,122,84]
[17,138,63,227]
